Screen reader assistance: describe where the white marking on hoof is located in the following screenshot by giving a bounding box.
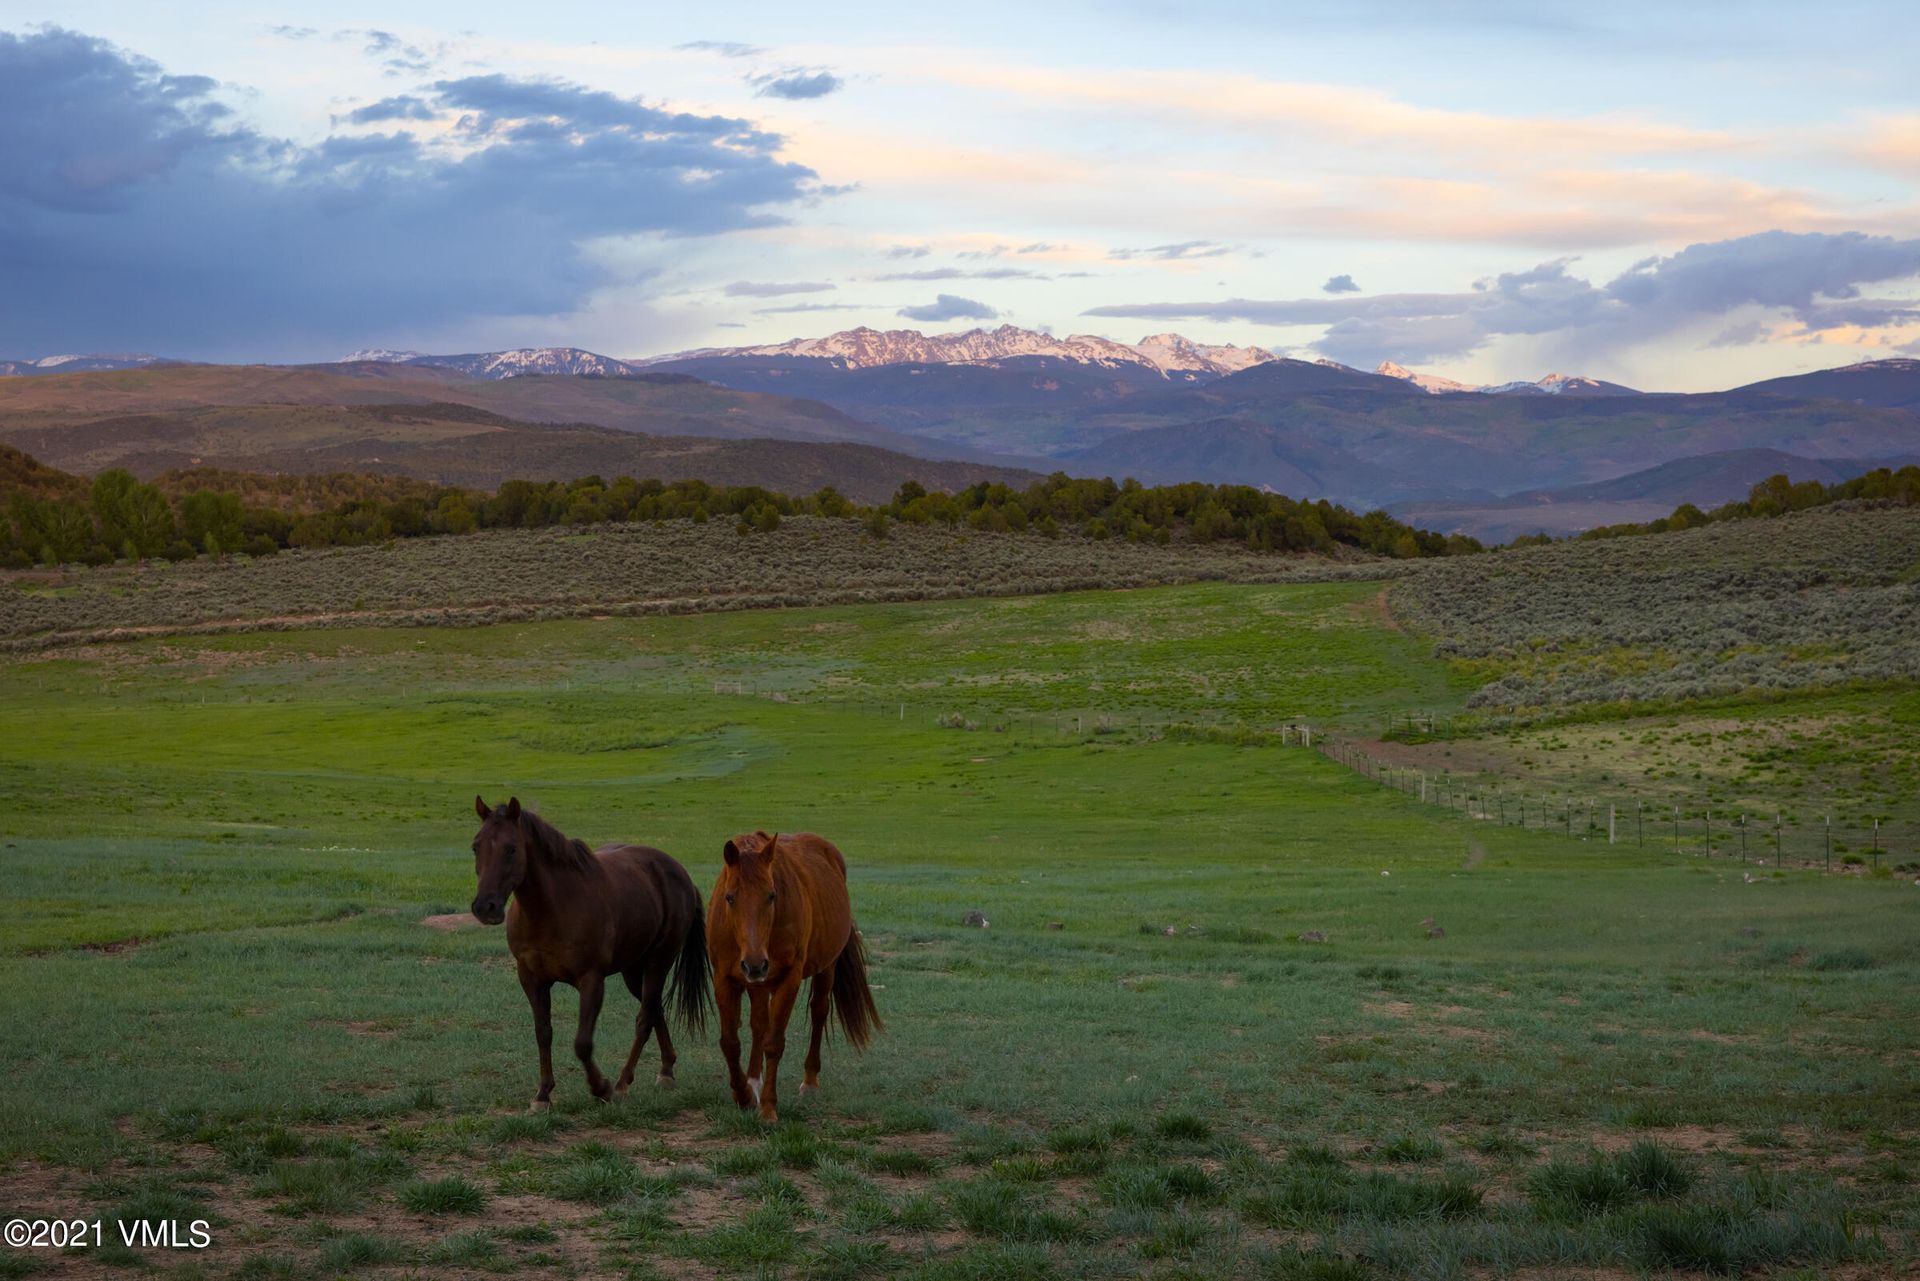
[747,1076,762,1105]
[529,1099,551,1113]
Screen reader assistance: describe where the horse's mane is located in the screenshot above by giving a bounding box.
[516,808,599,874]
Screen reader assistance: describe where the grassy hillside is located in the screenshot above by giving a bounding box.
[0,403,1042,502]
[0,362,968,459]
[1393,448,1920,542]
[0,517,1390,648]
[1,584,1912,1276]
[1390,504,1920,712]
[1371,505,1920,859]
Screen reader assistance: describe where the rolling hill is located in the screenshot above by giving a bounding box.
[0,362,996,462]
[0,401,1041,504]
[1390,448,1920,542]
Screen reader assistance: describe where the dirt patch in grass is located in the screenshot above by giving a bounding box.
[421,912,480,931]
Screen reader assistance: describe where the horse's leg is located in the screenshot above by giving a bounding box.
[800,971,831,1096]
[649,961,679,1087]
[573,971,613,1102]
[614,970,655,1098]
[518,968,556,1113]
[756,976,804,1123]
[745,984,770,1104]
[718,978,753,1110]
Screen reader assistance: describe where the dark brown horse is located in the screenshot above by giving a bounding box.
[708,830,882,1122]
[470,796,710,1110]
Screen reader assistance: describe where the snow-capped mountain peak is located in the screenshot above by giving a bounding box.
[0,352,168,377]
[644,324,1277,380]
[1129,332,1276,376]
[1375,361,1476,394]
[333,347,647,379]
[1373,361,1640,397]
[339,348,427,364]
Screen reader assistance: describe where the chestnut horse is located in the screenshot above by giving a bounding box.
[470,797,711,1110]
[708,831,882,1122]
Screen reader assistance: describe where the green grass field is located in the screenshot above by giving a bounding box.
[2,580,1915,1279]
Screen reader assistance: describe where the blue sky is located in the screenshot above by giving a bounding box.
[3,1,1917,388]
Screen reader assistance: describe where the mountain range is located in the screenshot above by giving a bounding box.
[2,329,1917,541]
[643,325,1278,380]
[1371,360,1641,397]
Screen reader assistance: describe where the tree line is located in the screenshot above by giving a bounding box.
[1508,465,1920,547]
[1,451,1482,570]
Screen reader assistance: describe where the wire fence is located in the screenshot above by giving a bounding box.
[1320,736,1915,877]
[687,680,1915,877]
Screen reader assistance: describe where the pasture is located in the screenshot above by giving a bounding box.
[2,580,1916,1279]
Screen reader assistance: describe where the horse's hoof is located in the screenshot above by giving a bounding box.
[655,1074,676,1088]
[759,1107,779,1124]
[798,1082,818,1097]
[613,1084,630,1100]
[529,1099,551,1114]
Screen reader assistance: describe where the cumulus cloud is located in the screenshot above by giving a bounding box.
[1086,231,1920,367]
[898,294,999,322]
[874,267,1046,281]
[723,280,835,297]
[0,27,821,358]
[1323,274,1361,293]
[751,69,844,100]
[754,301,867,314]
[340,94,435,124]
[1707,319,1770,348]
[1108,239,1231,261]
[678,40,764,58]
[346,28,440,75]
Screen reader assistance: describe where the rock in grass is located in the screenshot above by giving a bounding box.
[961,910,990,928]
[1045,921,1064,931]
[1298,929,1329,943]
[1426,926,1447,939]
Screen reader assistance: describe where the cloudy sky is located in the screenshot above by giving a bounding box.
[3,1,1918,388]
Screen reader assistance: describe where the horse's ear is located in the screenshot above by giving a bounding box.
[504,797,522,820]
[723,839,740,867]
[474,795,491,820]
[763,832,780,857]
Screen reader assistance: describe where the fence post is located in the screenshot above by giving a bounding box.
[1637,801,1644,847]
[1705,807,1712,858]
[1609,804,1616,845]
[1873,818,1880,869]
[1740,814,1747,863]
[1825,816,1831,871]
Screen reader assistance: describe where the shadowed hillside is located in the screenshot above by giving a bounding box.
[0,402,1042,502]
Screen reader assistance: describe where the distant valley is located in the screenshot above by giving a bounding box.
[3,331,1917,538]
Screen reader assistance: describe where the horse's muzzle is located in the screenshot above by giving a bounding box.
[741,957,770,984]
[471,896,507,925]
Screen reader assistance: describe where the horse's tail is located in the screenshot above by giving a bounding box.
[830,925,884,1050]
[667,892,712,1038]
